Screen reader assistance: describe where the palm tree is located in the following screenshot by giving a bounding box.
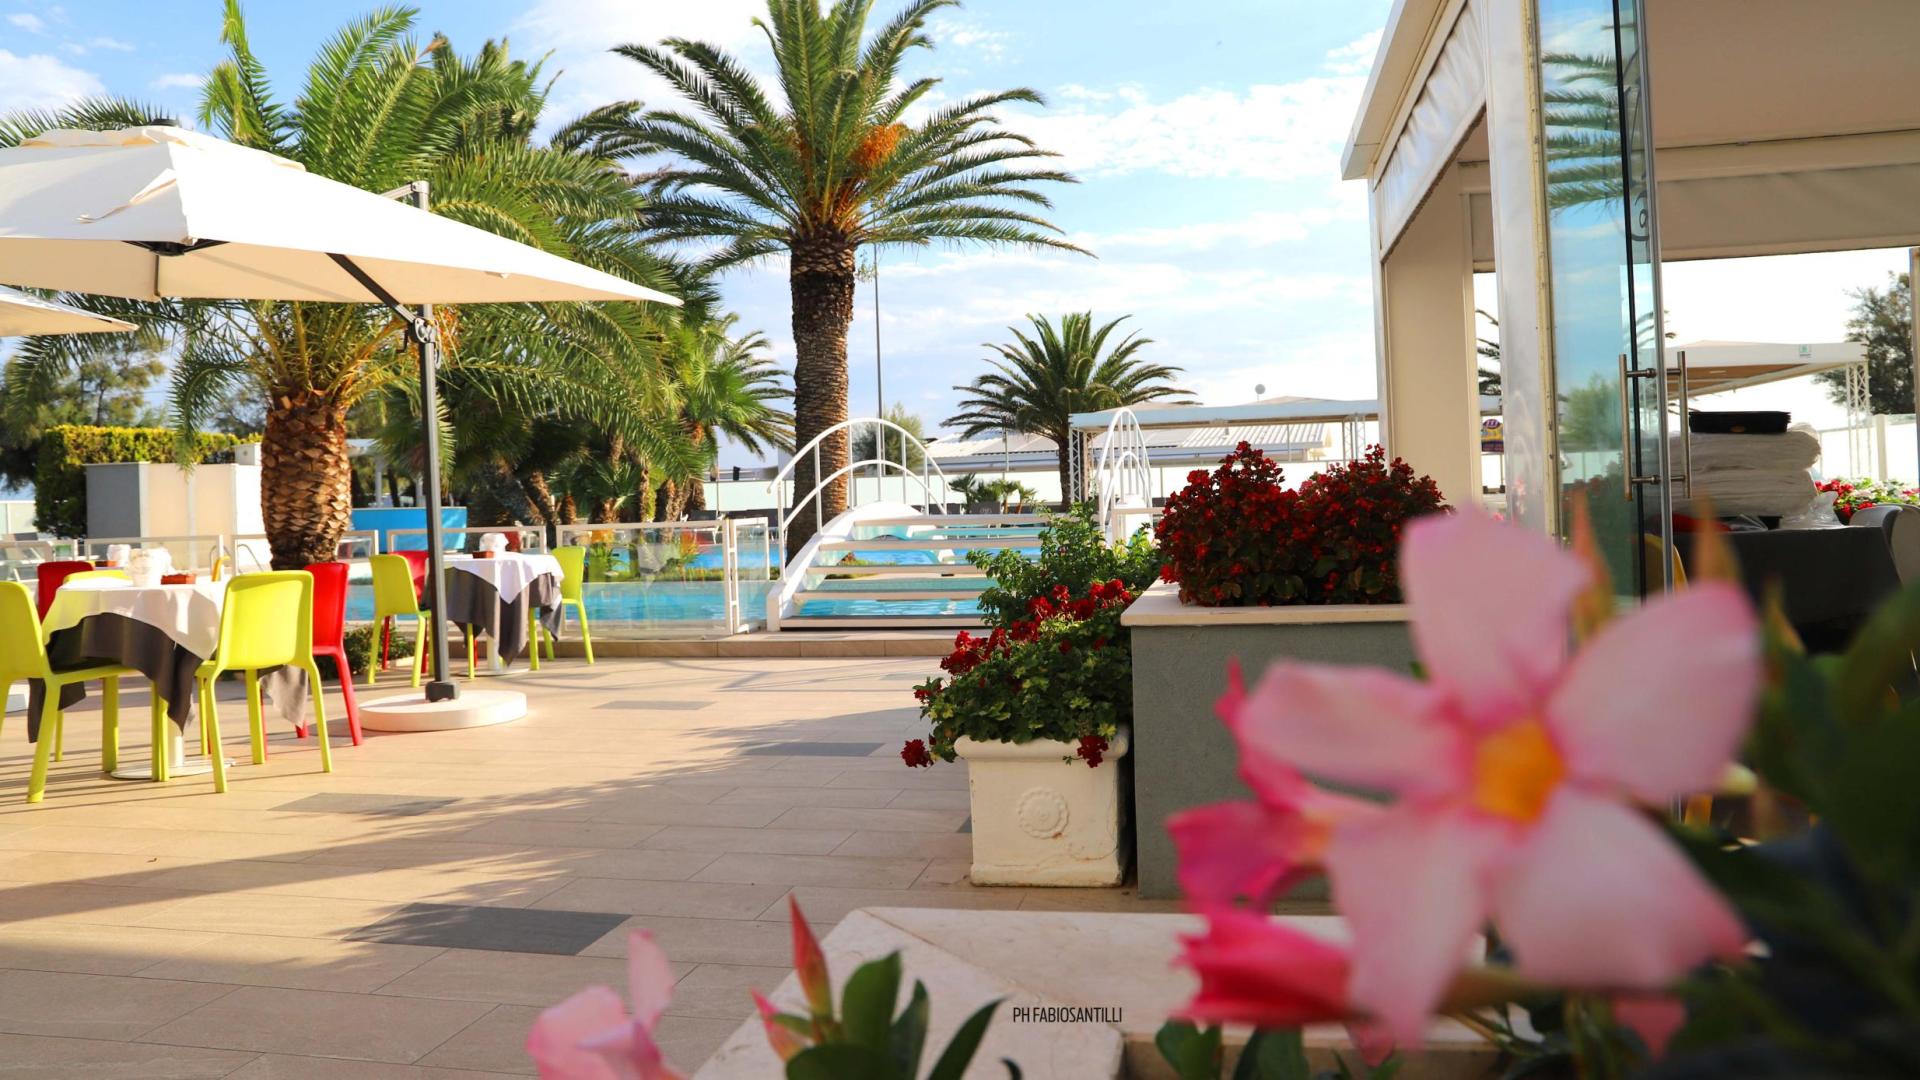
[947,313,1187,501]
[2,5,681,567]
[661,312,792,518]
[850,404,927,470]
[593,0,1083,552]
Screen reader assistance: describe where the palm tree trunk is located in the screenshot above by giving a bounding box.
[261,388,351,569]
[787,232,856,555]
[1054,437,1073,509]
[685,473,708,514]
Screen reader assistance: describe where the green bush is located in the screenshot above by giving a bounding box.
[341,623,414,678]
[35,425,253,537]
[968,505,1160,625]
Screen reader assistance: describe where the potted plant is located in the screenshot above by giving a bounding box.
[904,509,1159,886]
[1124,443,1447,898]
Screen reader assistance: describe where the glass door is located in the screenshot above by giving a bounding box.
[1537,0,1673,594]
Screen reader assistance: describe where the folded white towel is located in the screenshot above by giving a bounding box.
[1674,467,1816,518]
[1670,430,1820,474]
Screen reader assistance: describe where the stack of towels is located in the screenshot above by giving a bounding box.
[1671,427,1821,517]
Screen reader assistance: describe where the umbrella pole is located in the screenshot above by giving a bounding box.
[407,183,457,703]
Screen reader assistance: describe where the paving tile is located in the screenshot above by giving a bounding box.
[140,985,493,1064]
[0,969,235,1040]
[0,882,198,927]
[740,741,885,757]
[693,852,929,889]
[450,819,662,850]
[887,788,972,810]
[580,916,803,967]
[589,801,786,828]
[225,1054,517,1080]
[531,878,789,921]
[349,903,629,956]
[0,825,163,855]
[0,1032,254,1079]
[831,830,974,859]
[412,1003,538,1074]
[598,700,711,711]
[639,826,850,856]
[0,922,212,976]
[273,793,460,817]
[136,893,406,940]
[666,962,790,1020]
[768,806,970,833]
[765,884,1028,923]
[378,947,689,1007]
[139,933,445,993]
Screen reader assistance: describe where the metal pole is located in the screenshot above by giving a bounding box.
[873,252,884,481]
[1909,247,1919,485]
[408,181,457,702]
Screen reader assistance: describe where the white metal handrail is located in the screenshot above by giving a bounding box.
[767,418,953,555]
[1092,407,1155,540]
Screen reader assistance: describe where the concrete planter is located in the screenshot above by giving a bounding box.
[955,727,1131,886]
[1123,582,1414,899]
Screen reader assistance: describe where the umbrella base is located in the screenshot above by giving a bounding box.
[359,689,526,732]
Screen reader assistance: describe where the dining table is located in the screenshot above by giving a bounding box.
[31,575,307,780]
[438,551,565,673]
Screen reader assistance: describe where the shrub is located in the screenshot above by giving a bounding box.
[908,579,1136,767]
[340,622,414,679]
[1154,443,1446,606]
[968,505,1159,625]
[35,425,253,537]
[1816,476,1920,523]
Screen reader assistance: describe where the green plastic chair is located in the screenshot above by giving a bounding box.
[540,546,594,665]
[0,580,154,803]
[195,571,331,793]
[367,554,432,688]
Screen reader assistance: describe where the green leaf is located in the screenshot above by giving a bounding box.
[890,981,930,1078]
[1157,1019,1222,1080]
[841,952,903,1053]
[785,1043,897,1080]
[1234,1027,1308,1080]
[927,997,1004,1080]
[1833,577,1920,721]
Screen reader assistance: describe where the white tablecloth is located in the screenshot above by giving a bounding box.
[446,552,563,605]
[43,579,226,657]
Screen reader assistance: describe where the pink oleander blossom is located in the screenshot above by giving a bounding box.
[1228,511,1758,1043]
[1168,659,1379,909]
[527,931,683,1080]
[1178,910,1352,1027]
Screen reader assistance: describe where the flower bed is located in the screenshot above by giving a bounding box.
[1155,443,1446,606]
[1816,476,1920,522]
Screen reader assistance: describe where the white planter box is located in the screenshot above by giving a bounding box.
[955,726,1131,886]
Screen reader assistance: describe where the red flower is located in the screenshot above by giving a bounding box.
[1076,734,1109,768]
[900,739,933,768]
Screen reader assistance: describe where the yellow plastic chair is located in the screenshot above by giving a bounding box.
[194,571,331,793]
[367,554,432,688]
[540,546,594,665]
[0,580,154,803]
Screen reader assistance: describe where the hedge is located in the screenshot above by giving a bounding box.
[35,425,254,538]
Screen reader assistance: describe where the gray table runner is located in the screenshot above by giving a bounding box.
[436,570,562,670]
[28,612,308,742]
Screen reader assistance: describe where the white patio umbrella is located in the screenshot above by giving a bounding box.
[0,284,136,336]
[0,125,681,700]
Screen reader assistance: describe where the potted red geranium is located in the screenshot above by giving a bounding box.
[1122,443,1448,898]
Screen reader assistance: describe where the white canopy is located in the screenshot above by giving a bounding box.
[0,126,680,307]
[0,284,134,336]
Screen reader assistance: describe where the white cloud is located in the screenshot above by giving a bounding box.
[1324,29,1383,76]
[1014,35,1384,183]
[1077,199,1362,253]
[7,12,45,32]
[86,36,134,52]
[929,15,1011,61]
[152,72,207,91]
[0,48,102,110]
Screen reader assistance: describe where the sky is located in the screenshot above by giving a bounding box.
[0,0,1909,468]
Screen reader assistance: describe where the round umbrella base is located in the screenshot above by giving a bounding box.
[110,759,227,781]
[359,689,526,732]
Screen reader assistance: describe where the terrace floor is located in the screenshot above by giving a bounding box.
[0,656,1179,1078]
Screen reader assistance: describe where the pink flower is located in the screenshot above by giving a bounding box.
[789,895,833,1021]
[1614,994,1687,1059]
[1170,660,1378,908]
[754,990,807,1062]
[527,931,683,1079]
[1233,512,1758,1042]
[1177,910,1353,1028]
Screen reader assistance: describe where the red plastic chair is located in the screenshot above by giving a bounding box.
[34,560,95,619]
[299,562,362,746]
